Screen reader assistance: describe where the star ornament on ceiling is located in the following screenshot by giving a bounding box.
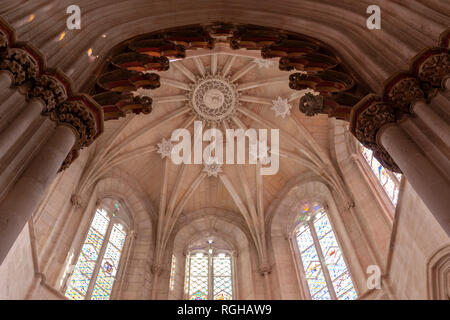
[203,158,223,178]
[271,96,292,119]
[157,138,173,159]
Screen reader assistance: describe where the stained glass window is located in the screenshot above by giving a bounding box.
[184,246,233,300]
[295,203,357,300]
[360,144,402,206]
[65,202,127,300]
[169,254,177,291]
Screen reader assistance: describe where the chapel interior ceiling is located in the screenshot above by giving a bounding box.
[86,24,351,217]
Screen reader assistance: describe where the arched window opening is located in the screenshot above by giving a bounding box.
[294,203,357,300]
[360,144,402,206]
[169,254,177,291]
[65,201,128,300]
[184,239,233,300]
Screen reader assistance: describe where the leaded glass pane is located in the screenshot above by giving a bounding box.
[296,225,314,252]
[169,254,177,291]
[295,204,357,300]
[213,254,232,300]
[91,285,110,300]
[65,209,110,300]
[93,222,126,299]
[188,253,209,300]
[313,211,332,239]
[359,144,402,206]
[65,209,127,301]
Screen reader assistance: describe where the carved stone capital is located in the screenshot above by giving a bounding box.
[417,51,450,88]
[351,97,397,149]
[29,74,68,113]
[0,47,40,86]
[385,76,424,112]
[350,95,401,173]
[51,100,99,149]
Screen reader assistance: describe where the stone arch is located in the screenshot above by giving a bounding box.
[163,208,257,300]
[427,244,450,300]
[267,172,368,299]
[59,171,156,300]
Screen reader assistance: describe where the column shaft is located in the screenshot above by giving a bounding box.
[0,125,75,265]
[0,99,45,160]
[379,125,450,235]
[412,101,450,148]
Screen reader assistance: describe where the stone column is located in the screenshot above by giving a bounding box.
[0,99,45,159]
[378,125,450,235]
[0,125,76,265]
[412,100,450,148]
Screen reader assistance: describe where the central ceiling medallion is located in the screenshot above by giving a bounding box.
[188,74,240,124]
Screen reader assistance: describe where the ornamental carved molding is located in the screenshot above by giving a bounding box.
[0,47,40,86]
[417,52,450,87]
[51,99,99,149]
[29,74,68,114]
[350,95,401,173]
[0,18,104,172]
[384,76,424,112]
[352,97,397,148]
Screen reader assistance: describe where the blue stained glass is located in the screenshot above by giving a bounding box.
[91,285,110,300]
[296,227,314,252]
[312,287,332,300]
[333,271,354,297]
[296,203,357,300]
[65,206,127,301]
[313,212,332,239]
